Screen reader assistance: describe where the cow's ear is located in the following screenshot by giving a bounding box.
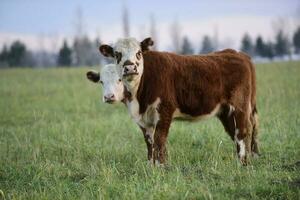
[99,44,115,57]
[141,37,154,52]
[86,71,100,83]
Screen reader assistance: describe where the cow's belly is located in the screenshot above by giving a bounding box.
[172,103,221,121]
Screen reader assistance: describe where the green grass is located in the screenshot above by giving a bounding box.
[0,61,300,200]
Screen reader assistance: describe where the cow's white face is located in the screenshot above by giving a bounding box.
[86,64,124,104]
[114,38,143,84]
[99,37,154,91]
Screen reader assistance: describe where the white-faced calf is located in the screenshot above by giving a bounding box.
[87,64,124,104]
[86,64,155,161]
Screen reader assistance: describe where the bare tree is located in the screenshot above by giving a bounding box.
[213,24,219,50]
[73,6,85,38]
[219,37,234,49]
[71,7,101,66]
[122,3,130,37]
[272,17,290,36]
[170,18,181,53]
[38,33,46,66]
[150,14,158,50]
[297,4,300,23]
[50,33,59,54]
[272,17,292,58]
[138,24,146,40]
[73,36,100,66]
[36,33,56,67]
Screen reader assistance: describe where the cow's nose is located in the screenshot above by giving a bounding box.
[123,65,138,76]
[123,60,134,66]
[104,94,115,102]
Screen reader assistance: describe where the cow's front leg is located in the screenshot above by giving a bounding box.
[153,114,172,165]
[139,126,155,162]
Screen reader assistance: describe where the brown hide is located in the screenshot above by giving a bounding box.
[121,48,258,165]
[136,50,252,117]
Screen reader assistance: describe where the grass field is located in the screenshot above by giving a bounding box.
[0,61,299,199]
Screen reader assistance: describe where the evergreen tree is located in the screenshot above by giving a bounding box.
[293,27,300,53]
[73,36,101,66]
[240,33,254,55]
[0,45,9,66]
[274,30,290,57]
[255,36,265,57]
[0,45,9,59]
[264,42,275,60]
[8,41,27,67]
[200,35,214,54]
[180,36,194,55]
[57,40,72,66]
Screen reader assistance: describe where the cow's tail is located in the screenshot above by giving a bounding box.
[251,104,260,156]
[239,51,260,156]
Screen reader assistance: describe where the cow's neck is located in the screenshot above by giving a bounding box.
[124,74,142,100]
[124,74,145,126]
[121,86,132,104]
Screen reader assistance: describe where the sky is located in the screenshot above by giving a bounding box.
[0,0,299,52]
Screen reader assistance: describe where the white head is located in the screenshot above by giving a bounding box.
[99,37,154,90]
[86,64,124,104]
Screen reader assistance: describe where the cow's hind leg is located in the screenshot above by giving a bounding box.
[233,110,252,165]
[218,104,236,141]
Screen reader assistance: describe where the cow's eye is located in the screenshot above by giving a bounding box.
[118,79,121,82]
[115,52,122,64]
[136,51,142,60]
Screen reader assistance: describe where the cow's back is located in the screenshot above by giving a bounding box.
[140,51,251,116]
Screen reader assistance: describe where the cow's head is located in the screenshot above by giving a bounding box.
[99,37,154,90]
[86,64,124,104]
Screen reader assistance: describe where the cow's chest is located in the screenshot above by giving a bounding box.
[127,98,160,128]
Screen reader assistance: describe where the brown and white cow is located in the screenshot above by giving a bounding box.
[99,38,259,165]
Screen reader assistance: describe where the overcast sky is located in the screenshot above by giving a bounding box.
[0,0,299,52]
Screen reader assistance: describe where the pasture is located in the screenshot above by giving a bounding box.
[0,61,299,199]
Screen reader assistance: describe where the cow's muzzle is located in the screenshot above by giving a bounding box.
[123,60,139,77]
[104,94,116,104]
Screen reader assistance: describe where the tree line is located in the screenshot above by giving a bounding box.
[1,26,300,68]
[239,28,300,60]
[181,26,300,59]
[0,36,102,68]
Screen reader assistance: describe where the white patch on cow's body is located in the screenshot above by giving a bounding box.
[233,115,237,129]
[145,127,155,144]
[228,104,235,117]
[155,160,160,166]
[172,103,221,121]
[235,129,239,136]
[234,129,246,158]
[127,97,161,129]
[100,64,124,102]
[127,98,140,123]
[147,158,153,165]
[237,140,246,158]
